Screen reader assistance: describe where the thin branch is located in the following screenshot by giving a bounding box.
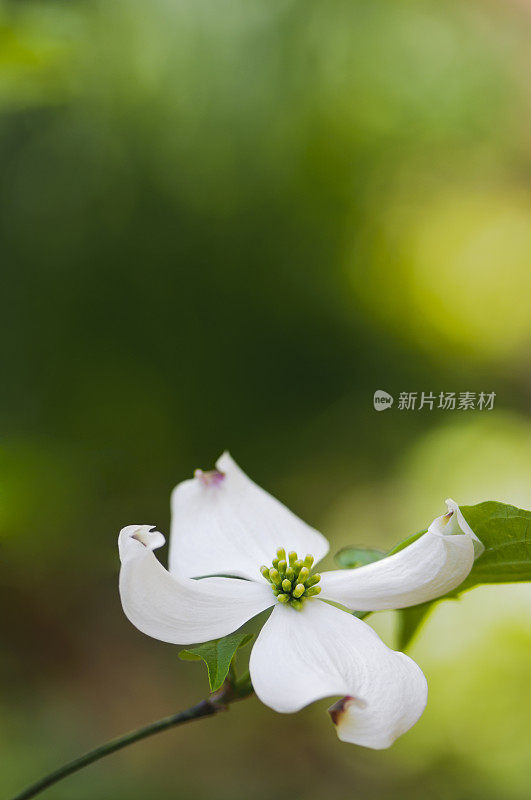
[9,680,253,800]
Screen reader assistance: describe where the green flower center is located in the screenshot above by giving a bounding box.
[260,548,321,610]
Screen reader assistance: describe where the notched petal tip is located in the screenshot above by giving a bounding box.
[328,695,366,726]
[328,685,425,750]
[118,524,165,562]
[429,498,484,558]
[194,468,226,487]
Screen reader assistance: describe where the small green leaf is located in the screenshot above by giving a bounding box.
[387,530,426,555]
[177,651,202,662]
[396,501,531,649]
[178,632,254,692]
[334,547,386,569]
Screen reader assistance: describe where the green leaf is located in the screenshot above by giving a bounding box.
[458,501,531,586]
[396,501,531,649]
[178,632,254,692]
[334,547,386,568]
[396,601,435,650]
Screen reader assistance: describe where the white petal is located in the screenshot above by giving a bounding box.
[319,499,482,611]
[119,525,275,645]
[168,452,329,580]
[249,600,427,749]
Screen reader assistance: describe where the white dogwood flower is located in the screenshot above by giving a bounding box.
[118,453,483,749]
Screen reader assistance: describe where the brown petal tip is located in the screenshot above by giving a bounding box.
[328,696,353,725]
[328,695,366,725]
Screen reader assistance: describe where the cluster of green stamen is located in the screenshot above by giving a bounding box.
[260,548,321,610]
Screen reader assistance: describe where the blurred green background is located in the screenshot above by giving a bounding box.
[1,0,530,798]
